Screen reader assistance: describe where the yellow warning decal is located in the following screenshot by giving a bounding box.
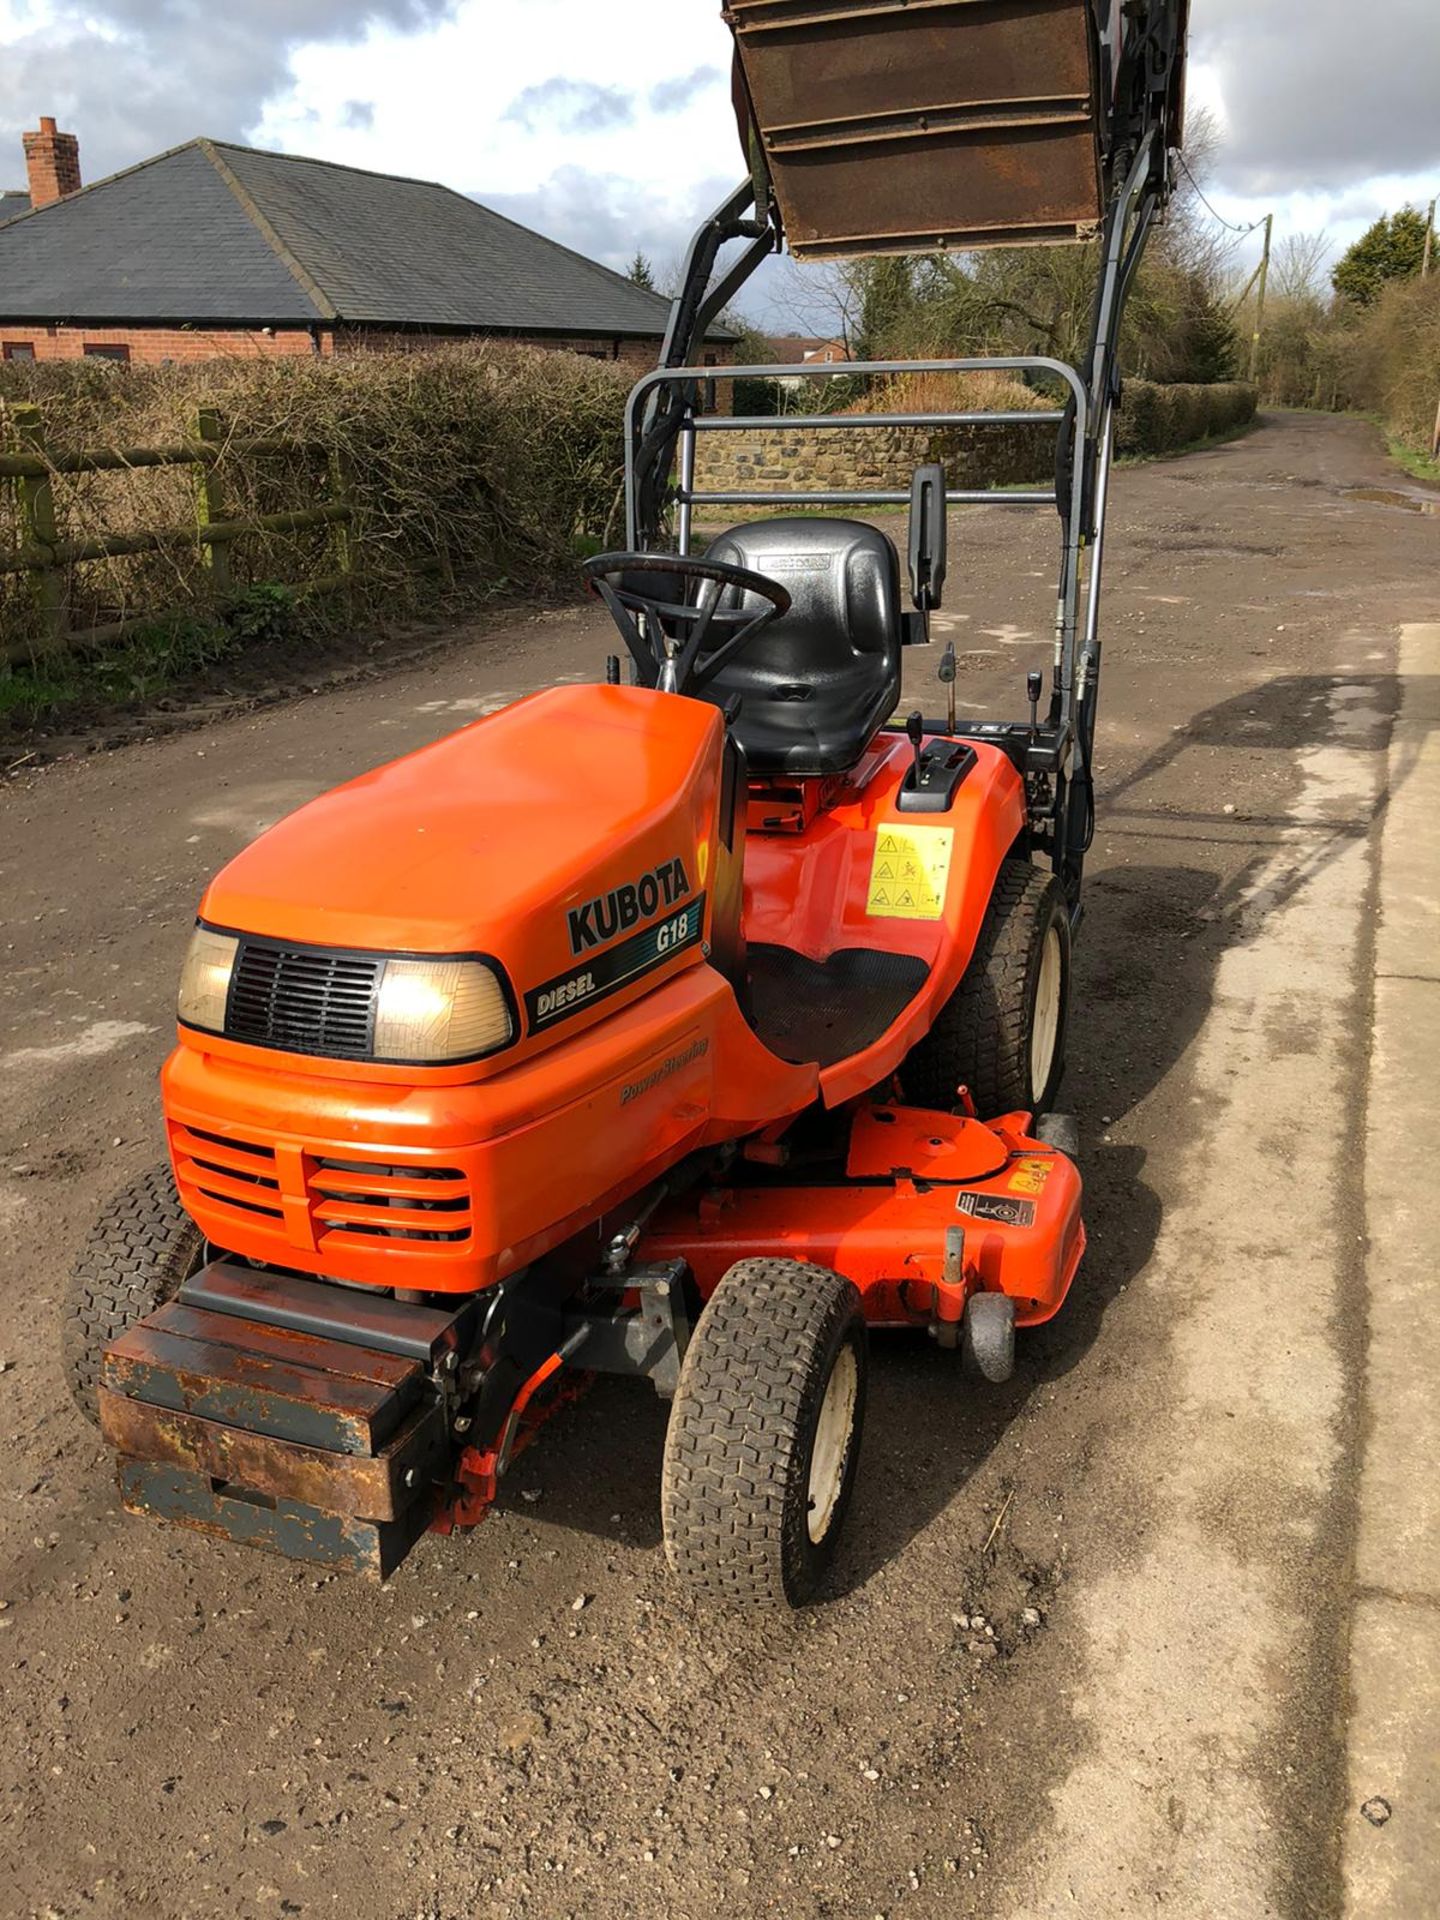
[867,825,954,920]
[1008,1157,1054,1196]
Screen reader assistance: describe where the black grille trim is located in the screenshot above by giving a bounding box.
[195,1184,284,1220]
[224,939,381,1061]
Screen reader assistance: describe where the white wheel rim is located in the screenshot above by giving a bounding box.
[807,1343,859,1544]
[1031,924,1063,1099]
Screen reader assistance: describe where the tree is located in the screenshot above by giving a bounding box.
[1272,231,1331,305]
[627,251,656,291]
[853,257,920,359]
[1332,209,1429,307]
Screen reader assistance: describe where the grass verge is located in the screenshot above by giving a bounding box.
[1,613,238,732]
[1385,436,1440,488]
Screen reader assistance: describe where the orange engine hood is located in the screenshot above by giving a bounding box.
[199,683,726,963]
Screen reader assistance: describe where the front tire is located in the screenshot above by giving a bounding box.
[902,861,1071,1117]
[661,1258,867,1609]
[62,1163,204,1425]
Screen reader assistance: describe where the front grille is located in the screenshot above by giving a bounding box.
[172,1122,475,1255]
[226,941,381,1060]
[309,1158,472,1246]
[171,1122,284,1222]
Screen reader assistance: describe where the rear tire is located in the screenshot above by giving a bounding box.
[62,1163,204,1426]
[661,1257,867,1609]
[902,860,1071,1118]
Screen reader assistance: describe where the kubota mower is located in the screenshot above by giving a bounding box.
[65,0,1189,1605]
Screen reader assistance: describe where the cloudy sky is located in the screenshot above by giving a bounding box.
[1,0,1437,324]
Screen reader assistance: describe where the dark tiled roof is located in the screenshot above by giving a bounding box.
[0,145,315,321]
[0,138,711,338]
[1,189,32,222]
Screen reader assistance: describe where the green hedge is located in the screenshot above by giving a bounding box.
[1115,379,1258,457]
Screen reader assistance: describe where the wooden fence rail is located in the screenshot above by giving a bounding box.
[1,402,354,661]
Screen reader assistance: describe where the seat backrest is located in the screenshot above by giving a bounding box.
[701,517,904,778]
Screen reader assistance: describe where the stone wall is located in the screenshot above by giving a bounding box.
[693,417,1054,499]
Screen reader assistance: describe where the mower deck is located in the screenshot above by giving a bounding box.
[641,1103,1084,1332]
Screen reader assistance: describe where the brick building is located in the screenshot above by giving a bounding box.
[0,118,729,369]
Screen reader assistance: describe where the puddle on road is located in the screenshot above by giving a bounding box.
[1343,486,1439,516]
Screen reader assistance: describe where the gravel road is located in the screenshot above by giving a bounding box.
[1,412,1435,1920]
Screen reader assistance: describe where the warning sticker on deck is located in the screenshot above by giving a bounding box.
[957,1192,1036,1228]
[866,825,954,920]
[1007,1157,1054,1196]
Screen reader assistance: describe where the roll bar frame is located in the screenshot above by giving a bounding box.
[624,5,1182,914]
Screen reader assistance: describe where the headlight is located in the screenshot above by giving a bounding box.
[373,957,513,1062]
[177,926,238,1031]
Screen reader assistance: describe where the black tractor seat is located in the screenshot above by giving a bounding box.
[701,517,904,778]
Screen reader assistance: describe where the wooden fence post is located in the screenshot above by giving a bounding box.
[328,443,356,584]
[193,406,232,599]
[11,403,67,651]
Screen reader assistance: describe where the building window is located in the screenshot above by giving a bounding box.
[83,344,131,363]
[2,342,35,360]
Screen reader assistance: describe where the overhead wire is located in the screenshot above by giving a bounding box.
[1174,153,1264,235]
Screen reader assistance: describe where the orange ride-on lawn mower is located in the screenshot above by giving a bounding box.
[65,0,1188,1605]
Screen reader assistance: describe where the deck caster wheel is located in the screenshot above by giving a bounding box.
[62,1163,204,1426]
[661,1257,867,1609]
[962,1291,1016,1384]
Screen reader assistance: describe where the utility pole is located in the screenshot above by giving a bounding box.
[1423,197,1436,279]
[1247,211,1273,385]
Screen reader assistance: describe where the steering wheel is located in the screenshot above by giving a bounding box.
[581,551,791,696]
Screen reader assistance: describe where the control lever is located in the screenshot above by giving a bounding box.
[1027,669,1043,739]
[938,642,958,735]
[905,710,925,782]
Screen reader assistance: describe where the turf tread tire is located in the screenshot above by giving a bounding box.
[661,1258,866,1610]
[902,860,1070,1117]
[62,1163,204,1426]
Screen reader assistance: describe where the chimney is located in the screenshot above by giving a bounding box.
[23,115,82,209]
